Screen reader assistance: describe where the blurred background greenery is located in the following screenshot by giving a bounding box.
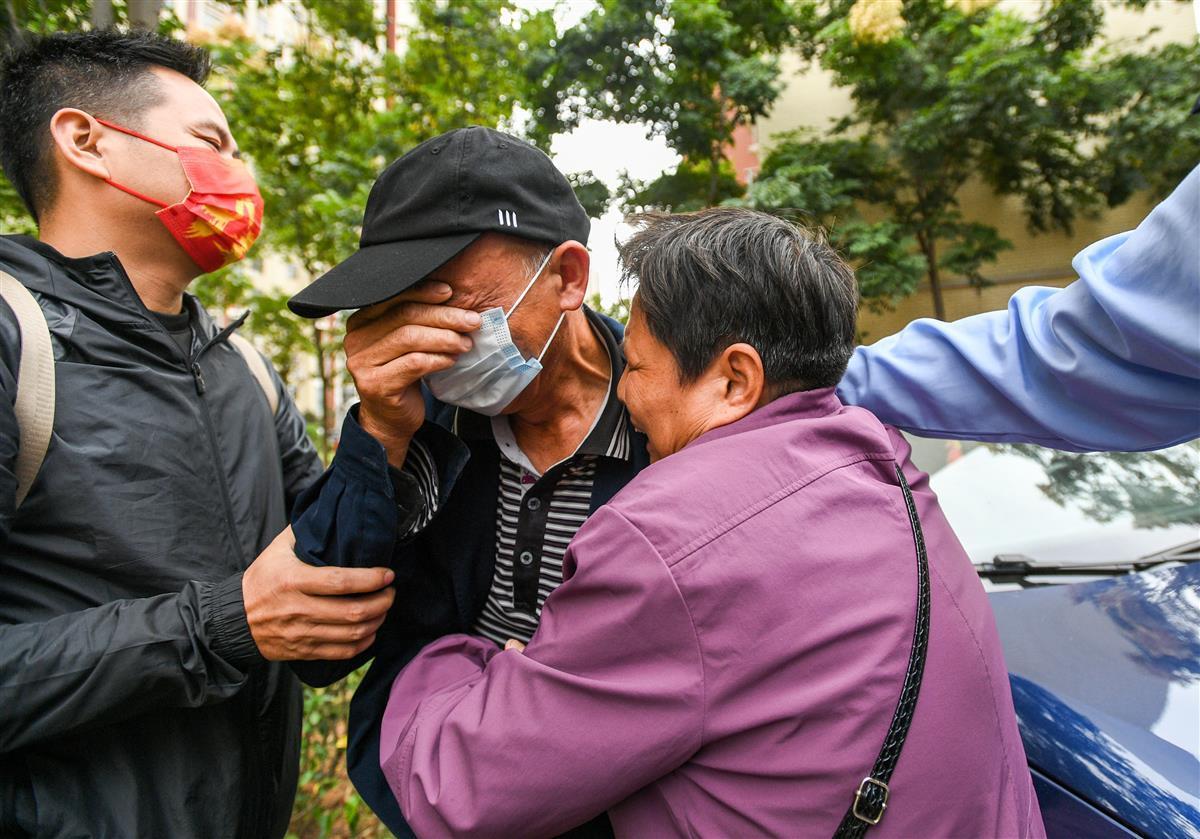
[2,1,1197,835]
[290,668,390,838]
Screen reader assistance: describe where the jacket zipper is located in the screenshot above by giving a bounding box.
[189,314,268,836]
[189,313,252,568]
[103,253,250,567]
[102,256,268,834]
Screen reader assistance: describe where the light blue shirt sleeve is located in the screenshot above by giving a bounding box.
[837,164,1200,453]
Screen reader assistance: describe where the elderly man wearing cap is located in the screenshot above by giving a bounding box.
[288,126,629,836]
[284,129,1199,837]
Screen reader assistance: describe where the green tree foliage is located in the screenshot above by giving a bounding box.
[567,170,613,219]
[745,0,1200,319]
[619,157,742,213]
[288,667,391,839]
[738,132,935,314]
[1094,41,1200,206]
[0,176,35,236]
[586,290,630,324]
[526,0,800,208]
[1,0,186,47]
[393,0,551,138]
[0,0,70,42]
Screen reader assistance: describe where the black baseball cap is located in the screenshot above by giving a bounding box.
[288,126,591,318]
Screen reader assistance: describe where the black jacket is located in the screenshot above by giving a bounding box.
[0,236,323,838]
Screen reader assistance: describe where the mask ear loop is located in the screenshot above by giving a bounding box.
[103,178,170,208]
[536,312,567,363]
[504,248,564,362]
[94,117,181,152]
[94,117,179,209]
[504,249,555,320]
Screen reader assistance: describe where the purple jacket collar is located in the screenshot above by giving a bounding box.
[685,386,844,452]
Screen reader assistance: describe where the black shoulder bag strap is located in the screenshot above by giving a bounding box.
[833,463,932,838]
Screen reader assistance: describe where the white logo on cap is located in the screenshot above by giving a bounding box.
[497,209,518,228]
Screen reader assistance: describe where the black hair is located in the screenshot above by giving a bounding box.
[619,207,859,392]
[0,28,211,219]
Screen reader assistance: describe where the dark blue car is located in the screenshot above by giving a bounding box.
[913,438,1200,837]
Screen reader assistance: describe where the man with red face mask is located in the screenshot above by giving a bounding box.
[0,29,397,838]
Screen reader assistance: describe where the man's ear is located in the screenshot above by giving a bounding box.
[712,342,766,420]
[552,240,590,312]
[48,109,110,181]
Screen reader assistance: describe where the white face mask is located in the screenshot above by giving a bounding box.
[424,250,564,416]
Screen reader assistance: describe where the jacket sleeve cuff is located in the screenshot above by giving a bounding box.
[290,407,404,569]
[408,414,472,510]
[290,405,473,570]
[201,572,264,669]
[329,404,402,490]
[334,404,469,529]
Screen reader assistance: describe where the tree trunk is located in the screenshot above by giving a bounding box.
[310,320,336,460]
[707,141,722,208]
[917,229,946,321]
[322,333,337,455]
[310,321,328,457]
[127,0,162,29]
[91,0,114,28]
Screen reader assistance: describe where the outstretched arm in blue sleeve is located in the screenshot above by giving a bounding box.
[838,164,1199,453]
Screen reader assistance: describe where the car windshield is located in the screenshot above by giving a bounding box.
[907,437,1200,571]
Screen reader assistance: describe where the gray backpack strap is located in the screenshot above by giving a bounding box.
[0,271,55,507]
[228,331,280,417]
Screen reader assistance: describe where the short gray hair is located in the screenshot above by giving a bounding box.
[519,244,556,278]
[618,207,858,391]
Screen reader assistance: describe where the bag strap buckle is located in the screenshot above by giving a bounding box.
[852,777,889,826]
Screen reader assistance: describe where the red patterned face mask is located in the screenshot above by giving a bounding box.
[96,118,264,273]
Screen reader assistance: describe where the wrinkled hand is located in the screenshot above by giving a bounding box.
[242,527,397,661]
[344,281,481,468]
[504,639,526,653]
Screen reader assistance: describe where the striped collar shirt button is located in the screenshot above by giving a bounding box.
[471,313,633,646]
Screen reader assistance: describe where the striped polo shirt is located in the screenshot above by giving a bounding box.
[401,310,633,645]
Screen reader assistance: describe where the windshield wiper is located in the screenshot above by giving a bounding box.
[976,540,1200,585]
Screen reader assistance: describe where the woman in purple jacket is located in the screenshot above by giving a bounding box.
[377,208,1046,838]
